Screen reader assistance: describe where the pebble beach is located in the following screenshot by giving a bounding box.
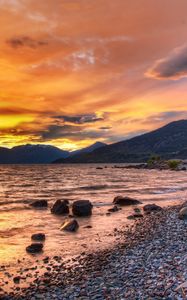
[1,203,187,300]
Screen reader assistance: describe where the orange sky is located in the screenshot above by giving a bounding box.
[1,0,187,150]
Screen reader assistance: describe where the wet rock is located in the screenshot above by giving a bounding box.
[30,200,48,209]
[72,200,93,217]
[143,204,162,213]
[127,213,143,220]
[113,196,141,206]
[31,233,46,241]
[108,205,119,213]
[13,276,21,284]
[51,200,69,215]
[60,219,79,232]
[178,207,187,220]
[26,243,43,254]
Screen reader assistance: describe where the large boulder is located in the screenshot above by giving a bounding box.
[60,219,79,232]
[113,196,141,206]
[26,243,43,254]
[72,200,93,217]
[143,204,162,214]
[31,233,46,241]
[51,200,69,215]
[179,207,187,220]
[30,200,48,208]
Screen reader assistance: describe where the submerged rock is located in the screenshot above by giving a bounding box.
[113,196,141,206]
[26,243,43,254]
[143,204,162,213]
[30,200,48,208]
[31,233,46,241]
[108,205,119,212]
[51,200,69,215]
[60,219,79,232]
[72,200,93,217]
[178,207,187,220]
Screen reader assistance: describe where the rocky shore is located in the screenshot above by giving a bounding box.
[1,202,187,300]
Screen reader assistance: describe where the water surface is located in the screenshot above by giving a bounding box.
[0,164,186,267]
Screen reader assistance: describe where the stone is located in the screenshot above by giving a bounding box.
[60,219,79,232]
[113,196,141,206]
[13,276,21,284]
[178,207,187,220]
[143,204,162,213]
[127,213,143,220]
[30,200,48,208]
[72,200,93,217]
[31,233,46,241]
[108,205,119,212]
[51,200,69,215]
[26,243,43,254]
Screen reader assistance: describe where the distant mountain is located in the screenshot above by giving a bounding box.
[54,141,106,163]
[56,120,187,163]
[70,141,106,156]
[0,144,69,164]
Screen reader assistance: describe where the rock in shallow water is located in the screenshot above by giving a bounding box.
[113,196,141,206]
[60,219,79,232]
[30,200,48,209]
[51,200,69,215]
[143,204,162,213]
[72,200,93,216]
[108,205,119,212]
[26,243,43,254]
[31,233,46,241]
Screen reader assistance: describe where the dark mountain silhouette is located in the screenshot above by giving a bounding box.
[55,120,187,163]
[70,141,106,156]
[0,144,69,164]
[62,142,106,156]
[54,141,106,163]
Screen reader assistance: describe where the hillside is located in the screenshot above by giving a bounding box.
[0,144,69,164]
[56,120,187,163]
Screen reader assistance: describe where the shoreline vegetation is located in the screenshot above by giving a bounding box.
[113,157,187,171]
[1,202,187,299]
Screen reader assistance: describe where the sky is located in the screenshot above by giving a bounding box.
[1,0,187,150]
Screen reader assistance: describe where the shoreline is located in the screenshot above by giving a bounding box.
[2,203,187,299]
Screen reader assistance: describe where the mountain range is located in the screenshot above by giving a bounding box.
[54,119,187,163]
[0,120,187,163]
[0,141,106,164]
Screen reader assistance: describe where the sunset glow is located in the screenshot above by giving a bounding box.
[1,0,187,150]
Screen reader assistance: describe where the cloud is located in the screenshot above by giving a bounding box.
[147,44,187,80]
[141,110,187,124]
[40,124,81,140]
[39,124,108,141]
[99,126,112,130]
[0,107,42,115]
[0,0,23,11]
[6,36,48,49]
[54,113,104,124]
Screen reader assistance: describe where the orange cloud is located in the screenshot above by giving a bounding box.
[0,0,187,149]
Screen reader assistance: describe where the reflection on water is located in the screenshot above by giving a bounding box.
[0,164,186,266]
